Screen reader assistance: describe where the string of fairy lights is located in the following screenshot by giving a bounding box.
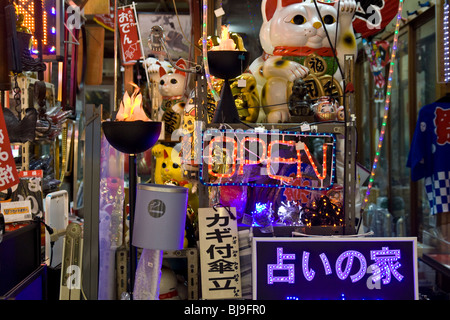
[444,1,450,83]
[202,0,221,102]
[361,0,405,211]
[15,0,56,55]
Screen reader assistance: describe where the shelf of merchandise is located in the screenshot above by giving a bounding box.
[194,55,358,236]
[9,75,56,171]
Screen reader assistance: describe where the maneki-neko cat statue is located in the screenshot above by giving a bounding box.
[144,56,173,120]
[249,0,357,123]
[230,74,261,123]
[159,58,188,137]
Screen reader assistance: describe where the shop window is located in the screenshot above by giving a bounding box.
[414,18,439,241]
[388,30,410,236]
[356,9,439,238]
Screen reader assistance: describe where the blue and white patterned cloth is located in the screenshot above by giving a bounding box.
[407,101,450,215]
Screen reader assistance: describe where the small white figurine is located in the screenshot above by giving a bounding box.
[144,55,173,121]
[159,266,180,300]
[158,58,187,136]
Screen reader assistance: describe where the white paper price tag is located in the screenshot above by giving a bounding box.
[301,123,311,132]
[237,79,247,88]
[214,7,225,17]
[1,200,32,223]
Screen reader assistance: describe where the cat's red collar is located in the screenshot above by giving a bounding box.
[273,46,336,57]
[162,95,183,100]
[159,290,178,300]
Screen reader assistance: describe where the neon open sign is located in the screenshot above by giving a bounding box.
[253,237,418,300]
[200,129,336,190]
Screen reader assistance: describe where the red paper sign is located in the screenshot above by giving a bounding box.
[118,6,143,65]
[19,170,43,178]
[0,107,20,191]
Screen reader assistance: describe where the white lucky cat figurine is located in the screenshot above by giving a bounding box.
[249,0,357,123]
[159,58,187,137]
[144,55,173,121]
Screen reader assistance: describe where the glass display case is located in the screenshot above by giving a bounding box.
[356,5,449,296]
[388,29,410,237]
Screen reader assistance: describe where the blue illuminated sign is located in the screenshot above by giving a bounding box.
[252,237,418,300]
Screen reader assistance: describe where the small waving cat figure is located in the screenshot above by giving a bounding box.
[159,58,187,136]
[151,143,199,246]
[250,0,357,123]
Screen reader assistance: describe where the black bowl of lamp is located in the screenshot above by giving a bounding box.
[207,50,250,123]
[102,120,162,154]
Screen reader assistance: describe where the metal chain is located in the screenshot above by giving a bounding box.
[13,74,21,119]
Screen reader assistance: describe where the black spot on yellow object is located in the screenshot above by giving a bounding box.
[275,59,288,68]
[343,32,355,48]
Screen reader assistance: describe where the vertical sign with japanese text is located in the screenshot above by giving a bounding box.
[118,5,143,65]
[199,207,242,299]
[0,107,20,192]
[253,237,418,300]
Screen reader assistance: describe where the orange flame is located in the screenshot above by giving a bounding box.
[116,83,150,121]
[211,25,236,51]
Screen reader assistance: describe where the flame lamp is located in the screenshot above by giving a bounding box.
[102,84,162,299]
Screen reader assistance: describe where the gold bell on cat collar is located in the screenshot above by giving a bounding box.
[132,183,188,250]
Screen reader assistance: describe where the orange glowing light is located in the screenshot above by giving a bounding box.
[267,140,299,184]
[207,136,329,183]
[238,137,266,175]
[210,25,236,51]
[116,83,151,122]
[16,1,49,51]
